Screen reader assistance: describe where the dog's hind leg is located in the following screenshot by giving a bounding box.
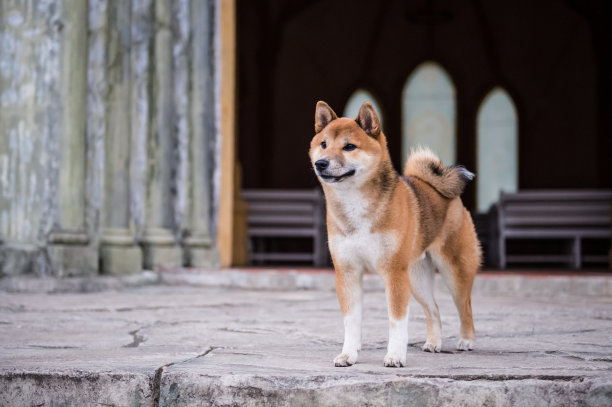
[409,254,442,353]
[434,255,476,350]
[430,213,480,351]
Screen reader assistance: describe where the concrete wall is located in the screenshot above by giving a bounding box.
[0,0,219,277]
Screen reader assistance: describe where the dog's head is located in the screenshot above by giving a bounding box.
[309,101,385,186]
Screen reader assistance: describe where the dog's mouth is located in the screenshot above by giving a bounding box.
[319,169,356,183]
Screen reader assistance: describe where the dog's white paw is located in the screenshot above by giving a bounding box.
[422,340,441,353]
[383,352,406,367]
[456,338,474,351]
[334,351,358,367]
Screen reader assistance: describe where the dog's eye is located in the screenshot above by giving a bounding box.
[321,141,327,149]
[343,144,357,152]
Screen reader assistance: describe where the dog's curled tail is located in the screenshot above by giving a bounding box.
[404,147,474,199]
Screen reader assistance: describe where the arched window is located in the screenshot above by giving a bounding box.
[402,62,456,167]
[477,87,518,212]
[343,89,384,128]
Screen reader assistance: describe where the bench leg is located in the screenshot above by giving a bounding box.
[255,237,264,265]
[498,236,506,269]
[246,237,253,265]
[572,237,581,270]
[313,236,321,268]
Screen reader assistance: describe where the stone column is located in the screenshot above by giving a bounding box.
[183,0,219,268]
[99,0,142,275]
[141,0,182,269]
[47,0,98,277]
[130,0,152,241]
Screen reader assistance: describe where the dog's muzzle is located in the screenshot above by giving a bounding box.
[319,169,356,183]
[315,160,356,183]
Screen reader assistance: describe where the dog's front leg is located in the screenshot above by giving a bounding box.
[383,270,411,367]
[333,266,363,367]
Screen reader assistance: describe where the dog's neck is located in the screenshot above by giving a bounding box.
[322,157,399,235]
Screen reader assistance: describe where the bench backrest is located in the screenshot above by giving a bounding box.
[242,189,325,236]
[498,190,612,230]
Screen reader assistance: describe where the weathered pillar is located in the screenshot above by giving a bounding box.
[47,0,98,276]
[0,1,62,276]
[141,0,182,268]
[99,0,142,275]
[183,0,219,268]
[130,0,152,244]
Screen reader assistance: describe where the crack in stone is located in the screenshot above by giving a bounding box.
[0,305,28,312]
[544,350,612,363]
[217,327,262,334]
[120,320,222,349]
[123,328,147,348]
[152,363,174,407]
[476,328,598,338]
[364,340,429,351]
[405,374,586,382]
[193,347,217,360]
[218,327,269,334]
[29,345,80,349]
[361,345,612,361]
[0,306,114,313]
[0,303,259,314]
[572,342,612,348]
[151,346,217,407]
[114,303,256,313]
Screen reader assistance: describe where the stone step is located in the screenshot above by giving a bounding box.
[3,369,610,406]
[1,285,611,406]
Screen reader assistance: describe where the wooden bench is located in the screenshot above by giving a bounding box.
[497,190,612,269]
[242,189,327,267]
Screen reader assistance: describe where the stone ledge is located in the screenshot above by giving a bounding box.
[2,268,611,296]
[0,270,159,293]
[1,370,609,407]
[0,370,153,407]
[159,374,607,407]
[159,268,612,297]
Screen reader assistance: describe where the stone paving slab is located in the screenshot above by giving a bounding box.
[1,279,611,406]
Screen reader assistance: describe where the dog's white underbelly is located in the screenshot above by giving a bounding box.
[329,228,397,273]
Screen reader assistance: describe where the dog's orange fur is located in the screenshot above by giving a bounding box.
[309,101,481,367]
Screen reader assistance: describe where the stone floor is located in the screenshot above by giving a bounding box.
[1,271,611,406]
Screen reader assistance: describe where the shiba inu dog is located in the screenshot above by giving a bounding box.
[309,101,481,367]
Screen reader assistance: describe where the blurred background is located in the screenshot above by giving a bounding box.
[238,0,611,195]
[0,0,610,278]
[236,0,612,270]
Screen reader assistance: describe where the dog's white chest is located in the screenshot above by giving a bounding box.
[327,189,397,272]
[330,230,395,272]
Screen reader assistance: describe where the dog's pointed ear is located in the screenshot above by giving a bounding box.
[356,102,381,138]
[315,101,337,133]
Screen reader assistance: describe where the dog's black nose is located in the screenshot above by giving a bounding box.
[315,159,329,172]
